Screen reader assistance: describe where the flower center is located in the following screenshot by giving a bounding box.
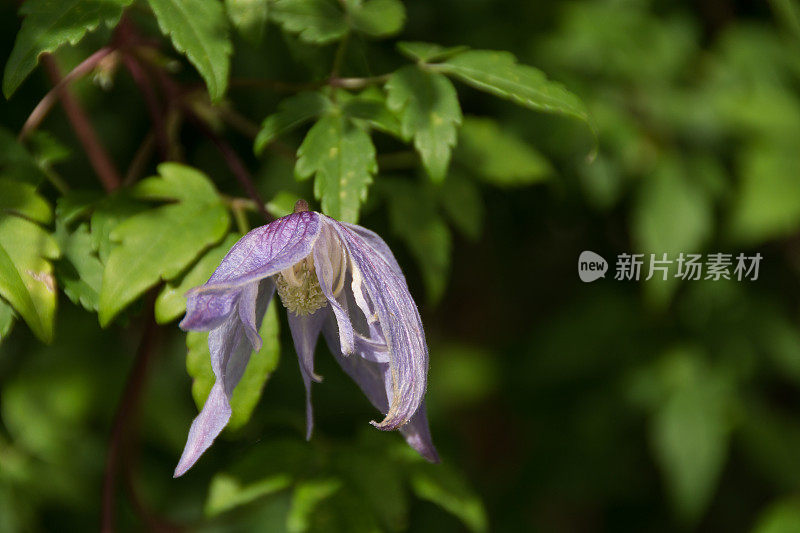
[275,255,328,316]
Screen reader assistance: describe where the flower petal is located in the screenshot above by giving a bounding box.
[312,223,355,355]
[339,222,406,283]
[401,403,439,463]
[287,308,329,440]
[322,320,439,462]
[326,218,429,430]
[180,212,321,332]
[239,279,274,351]
[173,380,231,478]
[174,281,273,476]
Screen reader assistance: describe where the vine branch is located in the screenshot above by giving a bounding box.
[41,55,122,192]
[186,111,273,221]
[19,47,116,141]
[101,297,160,532]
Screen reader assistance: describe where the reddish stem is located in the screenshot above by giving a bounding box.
[186,111,273,221]
[101,301,160,532]
[121,53,170,160]
[19,47,115,141]
[42,55,122,192]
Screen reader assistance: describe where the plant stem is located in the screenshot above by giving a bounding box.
[101,297,160,532]
[228,78,325,92]
[232,201,251,234]
[41,55,122,193]
[121,52,170,160]
[124,131,156,186]
[329,73,391,89]
[19,47,115,141]
[214,105,260,139]
[229,73,390,92]
[41,166,71,195]
[123,455,182,532]
[186,111,272,221]
[214,106,296,161]
[122,27,273,222]
[330,33,351,85]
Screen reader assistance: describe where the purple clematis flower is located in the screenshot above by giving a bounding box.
[173,200,438,477]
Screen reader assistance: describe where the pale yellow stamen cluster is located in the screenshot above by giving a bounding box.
[275,255,328,316]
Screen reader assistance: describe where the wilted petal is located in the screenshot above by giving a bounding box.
[181,212,321,332]
[173,380,231,478]
[322,320,439,462]
[174,281,273,477]
[326,218,429,431]
[287,308,328,440]
[313,224,355,355]
[401,403,439,463]
[239,280,271,351]
[354,331,390,363]
[339,222,406,283]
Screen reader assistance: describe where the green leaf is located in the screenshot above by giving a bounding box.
[206,472,292,516]
[26,130,71,168]
[0,300,14,344]
[295,114,377,223]
[225,0,269,44]
[286,478,342,533]
[0,179,52,223]
[408,462,488,533]
[132,161,223,203]
[254,92,332,156]
[90,194,146,263]
[770,0,800,39]
[0,217,59,343]
[453,116,551,186]
[440,172,484,240]
[55,190,102,226]
[729,144,800,244]
[155,233,239,324]
[386,65,462,182]
[645,349,732,523]
[753,499,800,533]
[0,128,48,185]
[382,179,451,302]
[98,164,229,326]
[186,299,280,430]
[55,222,103,312]
[652,386,729,522]
[0,180,58,342]
[347,0,405,38]
[396,41,469,63]
[631,158,712,309]
[437,49,592,126]
[270,0,348,44]
[303,488,382,532]
[577,153,624,210]
[633,158,712,256]
[342,96,402,138]
[2,0,133,98]
[147,0,232,101]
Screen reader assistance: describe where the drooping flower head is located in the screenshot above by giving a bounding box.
[174,200,438,477]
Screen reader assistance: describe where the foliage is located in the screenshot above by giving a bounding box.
[2,0,800,531]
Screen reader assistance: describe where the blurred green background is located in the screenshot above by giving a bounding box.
[4,0,800,531]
